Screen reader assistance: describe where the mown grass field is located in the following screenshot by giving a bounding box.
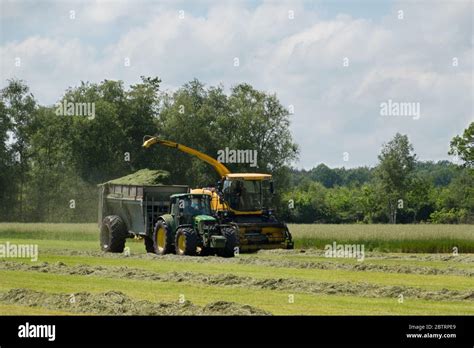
[0,223,473,315]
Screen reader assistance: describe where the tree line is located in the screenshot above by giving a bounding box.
[281,157,473,224]
[0,77,472,224]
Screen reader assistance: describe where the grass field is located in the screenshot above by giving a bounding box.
[0,223,473,315]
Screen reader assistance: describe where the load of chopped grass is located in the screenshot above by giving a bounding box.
[105,169,170,186]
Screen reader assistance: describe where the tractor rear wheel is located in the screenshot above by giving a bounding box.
[100,215,128,253]
[218,226,239,258]
[175,227,198,256]
[153,220,175,255]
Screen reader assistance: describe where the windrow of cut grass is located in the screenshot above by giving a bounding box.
[1,269,473,315]
[1,259,473,302]
[2,252,474,291]
[2,236,474,275]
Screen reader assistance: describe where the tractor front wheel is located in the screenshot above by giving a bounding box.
[175,227,198,256]
[153,220,175,255]
[218,226,239,258]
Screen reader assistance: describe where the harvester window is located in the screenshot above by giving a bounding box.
[224,180,263,211]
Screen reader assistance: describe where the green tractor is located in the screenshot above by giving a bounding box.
[153,193,239,257]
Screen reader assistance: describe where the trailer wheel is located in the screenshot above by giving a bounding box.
[175,227,198,256]
[100,215,127,253]
[218,226,239,258]
[153,220,174,255]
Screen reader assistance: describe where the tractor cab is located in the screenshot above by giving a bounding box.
[170,193,214,225]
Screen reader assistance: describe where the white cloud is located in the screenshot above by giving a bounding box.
[0,0,472,168]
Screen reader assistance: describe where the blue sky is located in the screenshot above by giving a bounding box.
[1,0,472,169]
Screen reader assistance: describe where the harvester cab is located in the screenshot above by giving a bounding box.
[220,173,273,215]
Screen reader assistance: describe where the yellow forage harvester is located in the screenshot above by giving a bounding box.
[142,136,294,252]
